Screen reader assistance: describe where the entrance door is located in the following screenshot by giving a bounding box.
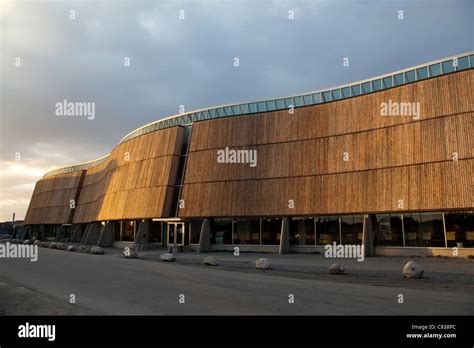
[167,222,185,247]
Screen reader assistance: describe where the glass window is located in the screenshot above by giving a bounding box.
[442,60,456,74]
[216,108,225,117]
[417,67,428,80]
[351,85,361,96]
[470,55,474,69]
[209,109,217,118]
[313,93,321,103]
[303,95,313,105]
[290,218,315,245]
[372,79,382,91]
[405,70,416,83]
[224,106,232,116]
[233,219,260,244]
[249,103,258,113]
[189,219,203,244]
[294,96,303,107]
[266,100,276,111]
[341,87,350,98]
[261,218,281,245]
[393,73,404,86]
[113,223,121,241]
[340,215,363,244]
[322,91,331,102]
[374,214,403,246]
[316,216,339,244]
[457,56,469,70]
[232,105,241,115]
[149,221,162,243]
[240,104,249,114]
[120,221,135,242]
[419,212,445,247]
[429,63,441,77]
[403,213,422,247]
[382,76,392,89]
[284,98,294,108]
[257,102,266,112]
[276,99,285,109]
[211,218,233,244]
[444,211,474,248]
[361,82,371,94]
[331,89,341,100]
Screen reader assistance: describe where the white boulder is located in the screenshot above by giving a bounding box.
[403,261,424,279]
[203,256,218,266]
[48,242,58,249]
[255,258,271,270]
[66,245,76,252]
[56,243,67,250]
[329,263,345,275]
[90,246,104,255]
[160,253,176,262]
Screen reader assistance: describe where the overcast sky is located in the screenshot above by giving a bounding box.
[0,0,472,221]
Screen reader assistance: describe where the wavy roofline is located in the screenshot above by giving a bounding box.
[43,51,473,178]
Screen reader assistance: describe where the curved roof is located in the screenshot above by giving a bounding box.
[43,51,473,178]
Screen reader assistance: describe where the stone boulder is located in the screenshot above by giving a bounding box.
[255,258,271,270]
[122,247,138,258]
[329,263,345,275]
[39,242,50,248]
[33,240,40,246]
[56,243,67,250]
[203,256,218,266]
[78,246,90,253]
[403,261,424,279]
[66,245,76,252]
[160,253,176,262]
[90,246,104,255]
[48,242,58,249]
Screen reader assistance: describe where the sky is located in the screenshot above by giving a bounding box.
[0,0,472,221]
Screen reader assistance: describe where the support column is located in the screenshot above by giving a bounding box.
[197,218,210,253]
[39,224,46,240]
[83,222,101,245]
[71,224,84,243]
[134,220,150,245]
[55,225,66,242]
[363,214,375,257]
[279,217,290,254]
[97,221,115,247]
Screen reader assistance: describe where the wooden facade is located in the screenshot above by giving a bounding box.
[24,69,473,224]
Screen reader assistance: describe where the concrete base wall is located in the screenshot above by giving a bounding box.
[375,246,474,258]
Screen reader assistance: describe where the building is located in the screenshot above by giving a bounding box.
[24,52,474,257]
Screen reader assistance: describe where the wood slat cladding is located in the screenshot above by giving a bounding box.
[72,126,183,223]
[24,171,85,224]
[179,70,473,218]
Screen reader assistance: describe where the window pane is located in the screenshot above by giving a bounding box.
[120,221,135,242]
[257,102,266,112]
[417,67,428,80]
[445,211,474,248]
[294,96,303,107]
[372,79,382,91]
[340,215,364,244]
[403,213,422,247]
[240,104,249,114]
[290,218,315,245]
[233,219,260,244]
[393,73,404,86]
[276,99,285,109]
[405,70,416,83]
[313,93,321,103]
[232,105,241,115]
[361,82,371,94]
[261,218,282,245]
[331,89,341,100]
[316,216,339,244]
[216,108,224,117]
[266,100,276,111]
[470,55,474,69]
[457,56,469,70]
[341,87,350,98]
[374,214,404,246]
[419,212,445,247]
[442,60,455,74]
[429,63,441,77]
[209,109,217,118]
[150,221,162,244]
[249,103,258,113]
[303,95,313,105]
[351,85,361,96]
[322,91,331,102]
[224,106,232,116]
[382,76,392,89]
[211,218,233,244]
[284,98,294,108]
[190,219,203,244]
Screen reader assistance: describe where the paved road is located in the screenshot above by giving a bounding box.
[0,248,472,315]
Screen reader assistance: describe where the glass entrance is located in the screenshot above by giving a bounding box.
[167,222,185,246]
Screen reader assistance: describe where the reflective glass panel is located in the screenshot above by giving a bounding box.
[240,104,249,113]
[405,70,416,83]
[429,63,441,77]
[257,102,266,112]
[211,218,233,244]
[341,87,350,98]
[322,91,331,102]
[457,56,469,70]
[393,73,404,86]
[290,218,315,245]
[261,218,282,245]
[442,60,455,73]
[316,216,340,244]
[284,98,294,107]
[313,93,321,103]
[294,96,303,107]
[233,219,260,244]
[266,100,276,111]
[232,105,241,115]
[303,95,313,105]
[331,89,341,100]
[382,76,392,89]
[224,106,232,116]
[361,82,371,94]
[351,85,361,96]
[249,103,258,113]
[417,67,428,80]
[372,79,382,91]
[276,99,285,109]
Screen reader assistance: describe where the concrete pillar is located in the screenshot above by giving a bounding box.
[134,220,150,245]
[81,222,101,245]
[279,217,290,254]
[363,214,375,257]
[97,222,115,247]
[197,219,210,253]
[39,225,46,240]
[55,225,66,242]
[71,224,84,243]
[80,224,91,244]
